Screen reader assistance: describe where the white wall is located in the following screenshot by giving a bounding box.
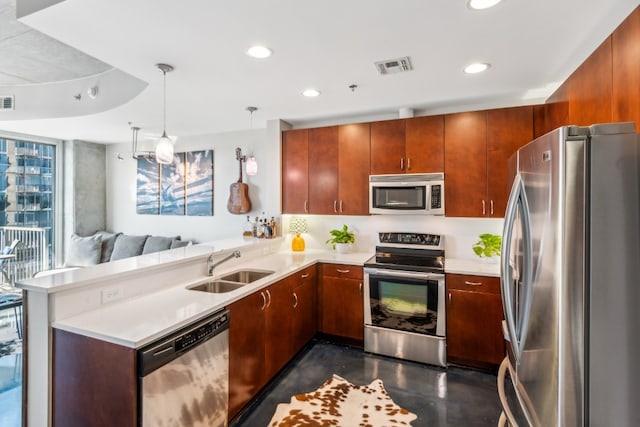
[105,126,281,243]
[106,120,503,259]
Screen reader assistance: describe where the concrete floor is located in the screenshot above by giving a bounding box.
[231,340,502,427]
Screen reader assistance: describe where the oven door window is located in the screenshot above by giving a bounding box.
[369,274,439,336]
[372,186,426,210]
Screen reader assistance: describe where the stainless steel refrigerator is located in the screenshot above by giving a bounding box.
[497,122,640,426]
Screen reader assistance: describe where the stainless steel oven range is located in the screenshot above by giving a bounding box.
[364,232,446,367]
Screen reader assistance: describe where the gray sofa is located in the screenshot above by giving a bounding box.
[64,231,191,268]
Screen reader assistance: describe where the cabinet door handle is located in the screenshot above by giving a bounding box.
[400,158,404,170]
[266,289,272,307]
[490,199,494,215]
[464,281,483,286]
[339,200,343,213]
[333,200,338,213]
[304,200,308,213]
[448,292,451,303]
[293,292,298,308]
[407,158,411,170]
[260,291,267,310]
[301,273,310,279]
[482,199,486,215]
[359,282,363,294]
[336,269,350,273]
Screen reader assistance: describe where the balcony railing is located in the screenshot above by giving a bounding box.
[0,226,49,283]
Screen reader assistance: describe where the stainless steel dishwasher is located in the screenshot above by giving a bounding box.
[138,309,230,427]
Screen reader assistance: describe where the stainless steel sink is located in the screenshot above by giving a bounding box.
[218,269,274,284]
[188,281,246,294]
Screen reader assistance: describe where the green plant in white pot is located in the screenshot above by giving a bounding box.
[472,233,502,262]
[326,224,355,253]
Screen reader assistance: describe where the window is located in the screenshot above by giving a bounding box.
[0,135,60,276]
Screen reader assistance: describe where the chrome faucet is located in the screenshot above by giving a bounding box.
[208,250,241,276]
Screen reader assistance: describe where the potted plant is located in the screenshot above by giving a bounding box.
[472,233,502,262]
[326,224,355,253]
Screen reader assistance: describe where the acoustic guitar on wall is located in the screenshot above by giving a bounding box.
[227,147,252,214]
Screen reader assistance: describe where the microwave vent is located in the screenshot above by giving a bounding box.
[375,57,413,75]
[0,96,14,111]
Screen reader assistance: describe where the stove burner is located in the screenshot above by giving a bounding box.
[364,232,445,274]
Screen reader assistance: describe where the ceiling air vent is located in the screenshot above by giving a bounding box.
[375,57,413,75]
[0,96,14,111]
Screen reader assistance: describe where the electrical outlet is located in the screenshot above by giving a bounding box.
[101,287,123,304]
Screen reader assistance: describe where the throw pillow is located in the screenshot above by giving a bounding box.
[142,236,179,254]
[94,231,122,263]
[64,234,102,267]
[170,239,191,249]
[110,235,149,261]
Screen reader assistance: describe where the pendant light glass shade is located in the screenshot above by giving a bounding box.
[245,156,258,175]
[155,131,174,164]
[155,63,175,164]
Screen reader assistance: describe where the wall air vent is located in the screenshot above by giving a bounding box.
[375,57,413,75]
[0,96,14,111]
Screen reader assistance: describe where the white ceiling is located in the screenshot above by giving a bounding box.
[0,0,638,144]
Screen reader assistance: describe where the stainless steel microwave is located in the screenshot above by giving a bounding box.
[369,173,444,215]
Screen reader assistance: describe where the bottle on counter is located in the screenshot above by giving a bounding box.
[243,216,254,239]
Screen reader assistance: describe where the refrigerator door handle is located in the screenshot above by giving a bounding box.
[501,174,533,363]
[497,357,519,427]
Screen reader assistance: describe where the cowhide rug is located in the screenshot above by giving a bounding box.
[268,374,417,427]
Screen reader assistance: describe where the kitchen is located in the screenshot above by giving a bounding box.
[2,1,640,426]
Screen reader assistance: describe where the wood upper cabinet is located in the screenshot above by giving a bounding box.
[446,274,504,371]
[282,124,370,215]
[405,115,444,173]
[370,117,444,175]
[318,264,364,342]
[370,119,406,174]
[444,111,487,217]
[338,123,370,215]
[612,6,640,127]
[445,107,533,218]
[308,126,339,214]
[282,128,309,214]
[486,106,534,217]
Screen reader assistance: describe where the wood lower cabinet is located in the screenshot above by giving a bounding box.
[318,264,364,342]
[229,265,317,419]
[53,329,137,427]
[446,274,504,371]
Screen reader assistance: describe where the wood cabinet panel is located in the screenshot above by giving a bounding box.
[308,126,339,214]
[53,329,137,427]
[264,279,295,379]
[444,111,487,217]
[292,267,317,353]
[533,104,546,138]
[405,115,444,173]
[338,123,370,215]
[228,291,267,419]
[282,129,309,214]
[545,82,570,133]
[319,264,364,342]
[370,119,406,174]
[487,106,533,217]
[612,6,640,126]
[446,273,501,294]
[446,288,504,370]
[568,37,613,126]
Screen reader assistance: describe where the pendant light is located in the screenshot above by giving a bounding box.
[245,106,258,176]
[155,63,175,164]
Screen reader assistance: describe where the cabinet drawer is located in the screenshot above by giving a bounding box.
[446,274,500,294]
[291,265,317,282]
[321,263,363,279]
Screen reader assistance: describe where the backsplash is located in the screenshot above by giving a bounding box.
[282,214,503,260]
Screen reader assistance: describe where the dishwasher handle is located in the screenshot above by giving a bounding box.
[138,309,230,377]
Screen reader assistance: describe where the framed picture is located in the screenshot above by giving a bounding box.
[136,157,159,215]
[186,150,214,216]
[160,153,186,215]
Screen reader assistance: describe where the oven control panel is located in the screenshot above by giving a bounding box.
[378,232,442,247]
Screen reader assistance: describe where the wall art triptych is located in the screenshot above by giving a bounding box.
[136,150,214,216]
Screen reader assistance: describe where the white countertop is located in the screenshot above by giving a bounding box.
[50,248,372,349]
[445,257,500,277]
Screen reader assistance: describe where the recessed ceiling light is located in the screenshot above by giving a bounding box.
[464,62,491,74]
[302,88,321,98]
[467,0,503,10]
[246,45,272,59]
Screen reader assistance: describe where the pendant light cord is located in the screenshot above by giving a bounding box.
[162,68,167,136]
